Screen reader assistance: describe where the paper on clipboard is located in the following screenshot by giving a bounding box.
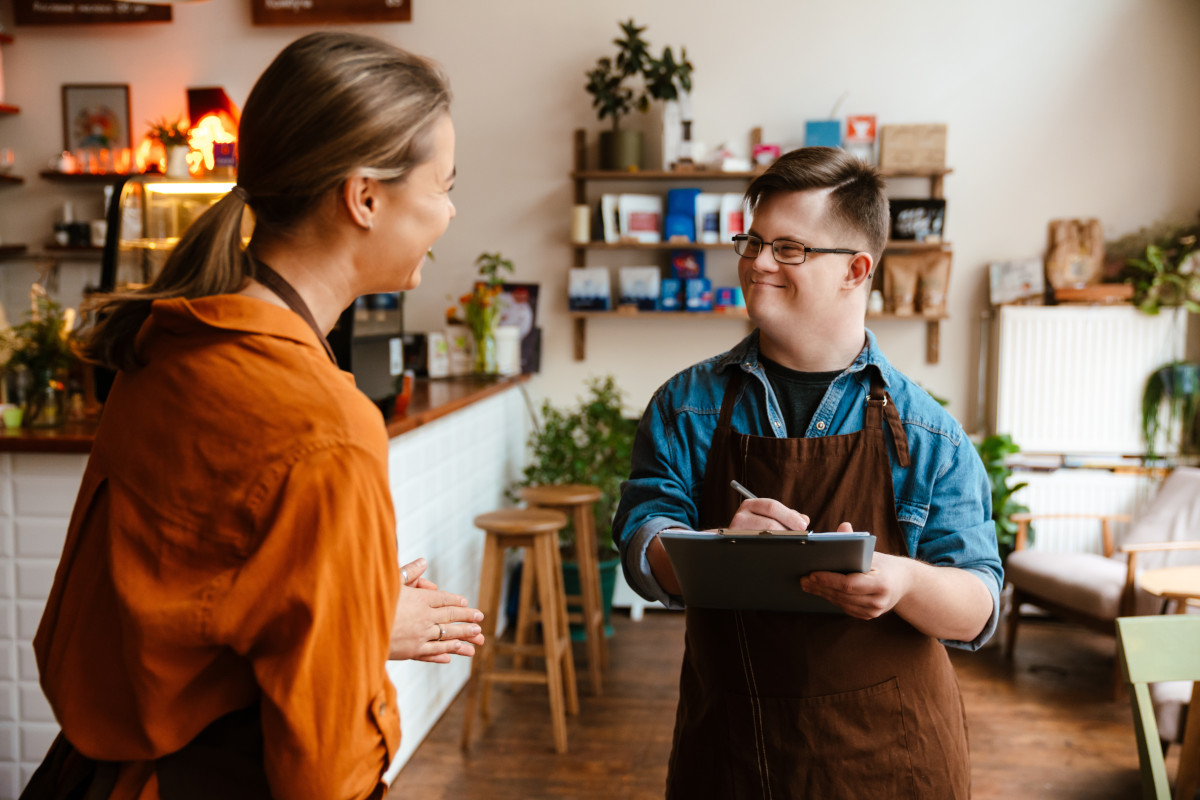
[659,528,875,614]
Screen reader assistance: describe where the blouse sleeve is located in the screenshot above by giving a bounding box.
[211,442,401,800]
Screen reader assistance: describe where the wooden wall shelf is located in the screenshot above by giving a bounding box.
[0,244,29,259]
[39,170,128,184]
[0,104,18,115]
[0,174,23,185]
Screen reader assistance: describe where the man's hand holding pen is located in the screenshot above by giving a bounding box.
[728,479,811,532]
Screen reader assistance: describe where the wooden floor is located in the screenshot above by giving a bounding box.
[391,610,1182,799]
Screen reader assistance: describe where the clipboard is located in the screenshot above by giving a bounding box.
[659,529,876,614]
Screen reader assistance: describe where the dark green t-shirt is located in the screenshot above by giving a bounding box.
[760,356,841,437]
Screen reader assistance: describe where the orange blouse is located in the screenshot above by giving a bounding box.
[34,296,401,799]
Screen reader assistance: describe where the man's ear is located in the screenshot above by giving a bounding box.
[342,172,377,231]
[844,252,874,290]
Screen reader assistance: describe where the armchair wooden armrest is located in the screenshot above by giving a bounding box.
[1010,512,1132,556]
[1117,541,1200,617]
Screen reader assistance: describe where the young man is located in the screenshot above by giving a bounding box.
[614,147,1002,799]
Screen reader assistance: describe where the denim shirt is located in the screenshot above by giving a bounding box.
[613,329,1003,651]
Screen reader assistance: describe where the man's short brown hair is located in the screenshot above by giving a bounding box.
[744,146,890,266]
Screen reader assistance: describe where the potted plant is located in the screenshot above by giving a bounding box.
[1113,213,1200,315]
[974,433,1032,563]
[510,375,637,637]
[445,252,514,374]
[585,19,693,171]
[0,287,76,428]
[1141,360,1200,460]
[147,116,191,179]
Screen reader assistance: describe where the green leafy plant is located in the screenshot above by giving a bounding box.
[584,19,693,134]
[1141,360,1200,460]
[146,116,190,147]
[1,291,75,378]
[974,433,1031,562]
[1114,214,1200,315]
[0,288,76,426]
[510,375,636,556]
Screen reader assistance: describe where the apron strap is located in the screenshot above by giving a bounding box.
[248,254,339,365]
[867,369,911,468]
[716,368,743,432]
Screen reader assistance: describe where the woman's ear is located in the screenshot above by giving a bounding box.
[844,252,874,290]
[342,173,377,231]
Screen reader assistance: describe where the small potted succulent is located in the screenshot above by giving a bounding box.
[585,19,694,171]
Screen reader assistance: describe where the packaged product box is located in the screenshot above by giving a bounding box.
[619,266,662,311]
[878,124,947,172]
[659,278,683,311]
[685,278,713,312]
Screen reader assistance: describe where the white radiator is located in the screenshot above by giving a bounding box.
[1010,468,1156,554]
[994,305,1186,455]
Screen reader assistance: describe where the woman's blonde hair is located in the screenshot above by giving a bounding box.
[80,32,451,371]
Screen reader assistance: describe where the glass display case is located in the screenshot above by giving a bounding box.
[99,174,404,402]
[101,174,239,292]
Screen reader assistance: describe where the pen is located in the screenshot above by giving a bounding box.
[730,479,757,500]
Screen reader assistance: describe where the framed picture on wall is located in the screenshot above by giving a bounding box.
[61,83,131,152]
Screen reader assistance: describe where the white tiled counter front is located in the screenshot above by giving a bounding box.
[0,378,530,798]
[0,452,89,797]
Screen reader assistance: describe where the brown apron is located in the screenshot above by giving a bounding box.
[666,368,970,800]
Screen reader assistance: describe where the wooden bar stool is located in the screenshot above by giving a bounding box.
[519,484,608,696]
[461,508,579,754]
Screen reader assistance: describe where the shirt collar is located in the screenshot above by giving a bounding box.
[717,327,895,387]
[143,295,327,354]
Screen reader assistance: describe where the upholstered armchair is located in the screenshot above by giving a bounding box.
[1004,466,1200,694]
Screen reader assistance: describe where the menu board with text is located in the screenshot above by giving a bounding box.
[15,1,171,25]
[252,0,411,25]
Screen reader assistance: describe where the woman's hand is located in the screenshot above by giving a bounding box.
[390,559,485,663]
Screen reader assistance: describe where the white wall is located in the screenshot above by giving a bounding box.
[1,0,1198,428]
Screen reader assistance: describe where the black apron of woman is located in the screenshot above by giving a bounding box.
[666,368,971,799]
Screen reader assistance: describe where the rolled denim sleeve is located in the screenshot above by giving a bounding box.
[614,391,704,608]
[914,435,1004,651]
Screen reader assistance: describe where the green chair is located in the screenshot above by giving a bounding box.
[1116,615,1200,800]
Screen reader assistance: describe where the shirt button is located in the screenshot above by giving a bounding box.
[773,421,781,428]
[816,421,826,431]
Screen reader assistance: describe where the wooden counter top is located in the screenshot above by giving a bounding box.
[0,374,529,454]
[386,374,529,438]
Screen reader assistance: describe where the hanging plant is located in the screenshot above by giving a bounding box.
[1141,360,1200,460]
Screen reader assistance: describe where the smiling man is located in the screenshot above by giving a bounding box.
[613,147,1002,799]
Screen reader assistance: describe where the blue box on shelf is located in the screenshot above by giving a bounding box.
[671,249,705,280]
[685,278,713,312]
[660,278,683,311]
[805,119,841,148]
[715,286,745,308]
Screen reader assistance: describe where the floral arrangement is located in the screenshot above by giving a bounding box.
[445,253,515,373]
[0,286,77,426]
[146,116,191,147]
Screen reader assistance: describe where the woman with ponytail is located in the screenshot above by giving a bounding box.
[26,32,481,800]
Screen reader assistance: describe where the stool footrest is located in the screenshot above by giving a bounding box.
[494,642,547,657]
[482,670,550,686]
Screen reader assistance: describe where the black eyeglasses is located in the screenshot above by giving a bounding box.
[732,234,860,265]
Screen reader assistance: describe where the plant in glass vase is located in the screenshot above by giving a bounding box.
[445,252,514,374]
[0,286,76,428]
